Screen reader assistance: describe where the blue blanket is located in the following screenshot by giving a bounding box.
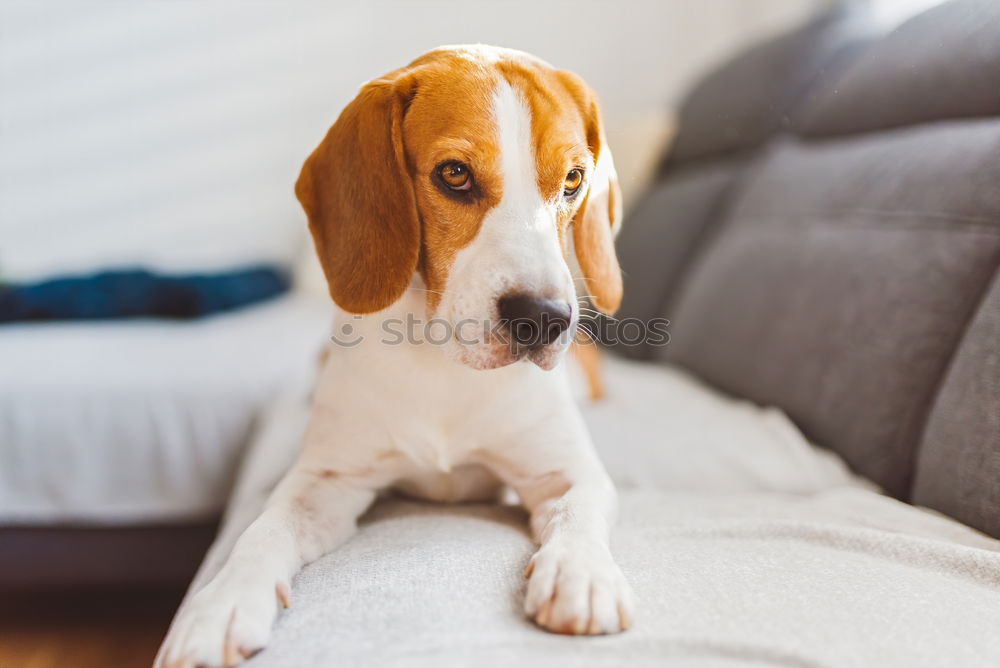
[0,267,289,322]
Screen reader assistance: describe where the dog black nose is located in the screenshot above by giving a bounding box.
[497,294,573,350]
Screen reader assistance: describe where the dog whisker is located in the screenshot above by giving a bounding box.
[408,287,447,296]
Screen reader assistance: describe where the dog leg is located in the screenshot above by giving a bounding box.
[572,339,606,401]
[481,413,634,635]
[155,457,380,668]
[520,471,634,635]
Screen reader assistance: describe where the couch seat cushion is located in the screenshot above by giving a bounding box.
[184,356,1000,668]
[238,487,1000,668]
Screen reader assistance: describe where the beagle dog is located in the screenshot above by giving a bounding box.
[157,45,632,668]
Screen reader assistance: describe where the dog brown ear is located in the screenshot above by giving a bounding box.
[560,72,623,315]
[295,74,420,314]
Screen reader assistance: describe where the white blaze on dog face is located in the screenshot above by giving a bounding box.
[433,78,582,370]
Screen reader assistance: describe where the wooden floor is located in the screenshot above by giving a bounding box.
[0,588,182,668]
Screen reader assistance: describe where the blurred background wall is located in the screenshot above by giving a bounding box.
[7,0,939,287]
[0,0,839,284]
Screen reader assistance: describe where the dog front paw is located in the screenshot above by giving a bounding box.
[523,539,634,635]
[155,568,290,668]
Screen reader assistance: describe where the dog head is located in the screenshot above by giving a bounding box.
[296,45,622,370]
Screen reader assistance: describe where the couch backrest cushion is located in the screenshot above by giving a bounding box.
[660,121,1000,498]
[613,158,746,357]
[912,272,1000,537]
[797,0,1000,137]
[621,0,1000,528]
[612,5,876,360]
[667,4,876,165]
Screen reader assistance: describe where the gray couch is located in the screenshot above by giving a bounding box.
[616,0,1000,538]
[165,3,1000,667]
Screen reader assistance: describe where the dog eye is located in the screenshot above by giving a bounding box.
[438,161,473,191]
[564,168,583,197]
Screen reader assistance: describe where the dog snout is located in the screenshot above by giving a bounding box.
[497,294,573,350]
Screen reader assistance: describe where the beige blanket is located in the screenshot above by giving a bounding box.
[183,357,1000,668]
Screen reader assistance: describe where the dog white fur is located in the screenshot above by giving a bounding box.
[157,45,633,668]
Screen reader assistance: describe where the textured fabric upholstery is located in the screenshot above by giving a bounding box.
[612,159,746,359]
[615,0,1000,527]
[187,362,1000,668]
[660,122,1000,497]
[612,3,877,354]
[239,491,1000,668]
[797,0,1000,137]
[913,272,1000,537]
[666,3,876,166]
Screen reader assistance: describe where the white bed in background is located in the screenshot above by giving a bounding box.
[0,293,331,525]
